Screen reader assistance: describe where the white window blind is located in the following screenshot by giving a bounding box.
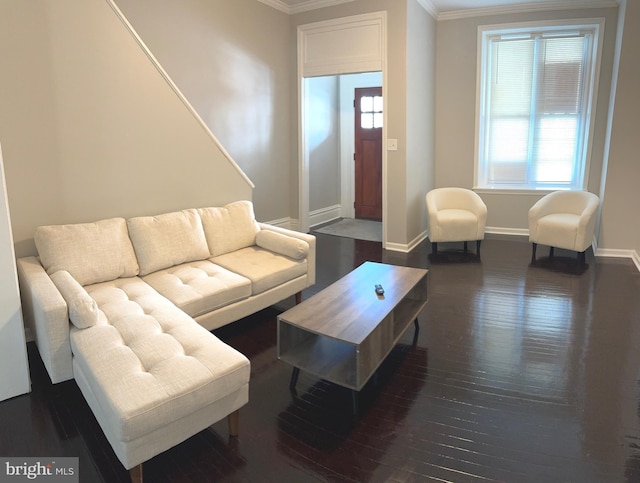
[477,22,601,190]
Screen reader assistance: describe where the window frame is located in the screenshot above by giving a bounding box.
[474,18,605,193]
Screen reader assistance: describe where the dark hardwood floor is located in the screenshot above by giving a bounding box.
[2,232,640,482]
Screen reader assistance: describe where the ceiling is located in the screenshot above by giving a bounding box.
[268,0,618,17]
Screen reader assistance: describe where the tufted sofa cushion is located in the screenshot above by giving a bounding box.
[35,218,139,286]
[127,209,210,276]
[198,201,260,257]
[72,277,250,443]
[142,260,252,318]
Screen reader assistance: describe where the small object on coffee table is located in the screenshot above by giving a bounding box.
[375,284,384,296]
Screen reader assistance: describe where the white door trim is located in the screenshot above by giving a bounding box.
[297,12,387,242]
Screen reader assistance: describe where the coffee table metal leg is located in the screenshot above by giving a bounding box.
[412,318,420,346]
[289,367,300,394]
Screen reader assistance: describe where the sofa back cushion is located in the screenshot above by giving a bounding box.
[198,201,260,257]
[35,217,139,286]
[127,209,210,276]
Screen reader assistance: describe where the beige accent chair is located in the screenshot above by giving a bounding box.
[528,190,600,264]
[426,187,487,255]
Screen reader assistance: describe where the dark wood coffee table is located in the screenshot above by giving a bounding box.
[277,261,428,412]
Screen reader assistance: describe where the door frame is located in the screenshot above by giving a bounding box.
[297,12,387,244]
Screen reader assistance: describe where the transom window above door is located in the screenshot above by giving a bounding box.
[360,95,383,129]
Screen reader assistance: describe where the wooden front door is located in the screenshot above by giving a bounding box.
[354,87,382,220]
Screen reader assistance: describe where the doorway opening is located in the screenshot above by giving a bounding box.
[305,72,383,230]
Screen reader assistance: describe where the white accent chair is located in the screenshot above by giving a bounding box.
[528,190,600,264]
[426,188,487,256]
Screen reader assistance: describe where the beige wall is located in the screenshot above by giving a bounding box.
[114,0,291,224]
[306,76,341,212]
[0,0,252,258]
[599,0,640,254]
[435,7,619,232]
[406,0,437,243]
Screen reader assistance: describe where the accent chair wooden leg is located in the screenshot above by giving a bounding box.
[228,410,240,437]
[549,246,555,258]
[464,241,468,253]
[531,243,537,263]
[476,240,482,256]
[295,291,302,305]
[129,464,143,483]
[432,242,437,254]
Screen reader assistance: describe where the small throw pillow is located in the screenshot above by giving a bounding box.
[255,230,309,260]
[50,270,100,329]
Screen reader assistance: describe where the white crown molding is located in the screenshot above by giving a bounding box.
[257,0,618,17]
[256,0,359,15]
[417,0,439,19]
[255,0,291,14]
[290,0,359,14]
[437,0,619,21]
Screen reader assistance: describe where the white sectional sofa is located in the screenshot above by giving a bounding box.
[16,200,315,480]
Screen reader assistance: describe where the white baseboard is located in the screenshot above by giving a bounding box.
[264,217,640,273]
[485,226,529,237]
[264,204,341,232]
[309,205,342,228]
[385,230,428,253]
[263,216,295,230]
[596,247,640,272]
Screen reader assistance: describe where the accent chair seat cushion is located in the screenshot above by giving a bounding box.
[534,213,581,250]
[433,209,480,242]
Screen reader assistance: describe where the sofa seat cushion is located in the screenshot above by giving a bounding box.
[212,246,308,295]
[142,260,252,318]
[72,277,250,443]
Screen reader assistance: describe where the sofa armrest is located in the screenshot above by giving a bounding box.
[258,223,316,286]
[17,256,73,383]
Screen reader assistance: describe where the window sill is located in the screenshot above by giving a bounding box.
[472,187,572,196]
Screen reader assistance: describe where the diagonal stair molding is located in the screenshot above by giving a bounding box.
[106,0,254,190]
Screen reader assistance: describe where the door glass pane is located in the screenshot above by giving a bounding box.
[361,113,374,129]
[373,96,383,112]
[374,113,383,128]
[361,96,373,113]
[360,95,383,129]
